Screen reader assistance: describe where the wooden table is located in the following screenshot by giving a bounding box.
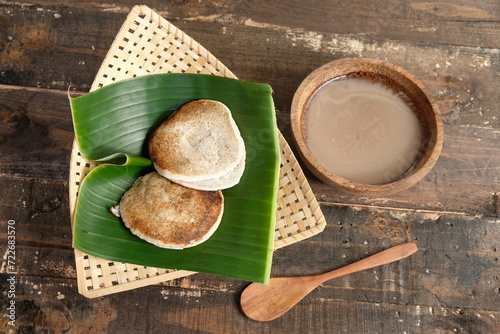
[1,1,499,333]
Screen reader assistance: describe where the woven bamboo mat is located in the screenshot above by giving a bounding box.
[69,5,326,298]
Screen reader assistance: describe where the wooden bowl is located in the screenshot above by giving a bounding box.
[291,58,444,196]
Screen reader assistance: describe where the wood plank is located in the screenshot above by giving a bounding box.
[1,214,499,334]
[1,0,498,50]
[2,203,499,311]
[0,5,498,130]
[0,4,498,135]
[0,177,72,248]
[1,3,499,97]
[0,86,74,181]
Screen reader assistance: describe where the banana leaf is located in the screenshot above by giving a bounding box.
[70,74,279,284]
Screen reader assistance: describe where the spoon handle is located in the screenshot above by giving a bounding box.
[315,242,418,285]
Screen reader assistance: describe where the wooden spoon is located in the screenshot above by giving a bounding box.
[240,242,418,321]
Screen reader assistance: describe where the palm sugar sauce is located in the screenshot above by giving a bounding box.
[304,76,423,185]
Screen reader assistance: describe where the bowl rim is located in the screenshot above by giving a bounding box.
[290,57,444,196]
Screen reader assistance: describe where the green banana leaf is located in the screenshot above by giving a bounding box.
[70,74,280,284]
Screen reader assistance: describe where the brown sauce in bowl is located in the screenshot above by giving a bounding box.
[304,76,422,185]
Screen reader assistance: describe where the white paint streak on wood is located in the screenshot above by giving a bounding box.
[283,29,405,58]
[243,18,287,30]
[421,213,442,221]
[0,247,9,273]
[184,13,225,22]
[160,288,203,299]
[416,27,438,32]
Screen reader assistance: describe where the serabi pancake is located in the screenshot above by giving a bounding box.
[149,99,245,186]
[119,171,224,249]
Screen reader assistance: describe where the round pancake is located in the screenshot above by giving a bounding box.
[149,99,245,183]
[119,171,224,249]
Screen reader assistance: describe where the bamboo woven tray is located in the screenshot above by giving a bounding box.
[69,5,326,298]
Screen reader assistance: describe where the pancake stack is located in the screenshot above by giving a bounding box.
[149,99,246,191]
[117,100,244,249]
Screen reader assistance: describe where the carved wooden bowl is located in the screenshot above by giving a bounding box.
[291,58,444,196]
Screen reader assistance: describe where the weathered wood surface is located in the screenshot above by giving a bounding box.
[1,207,499,333]
[1,0,499,333]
